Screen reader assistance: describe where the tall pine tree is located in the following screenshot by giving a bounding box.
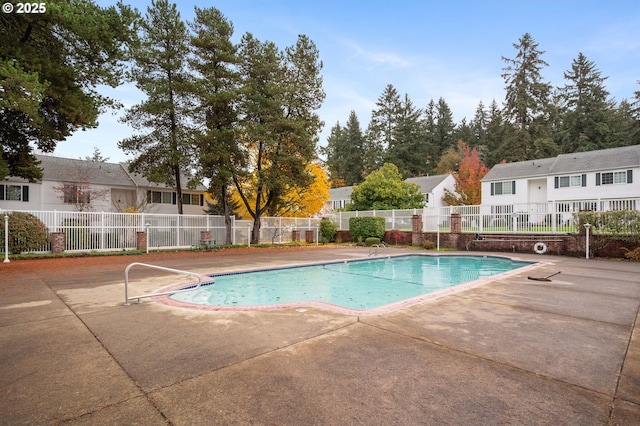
[234,34,324,243]
[322,111,367,186]
[189,6,240,242]
[386,93,426,178]
[119,0,193,214]
[559,52,617,152]
[366,84,402,170]
[500,33,553,161]
[626,82,640,145]
[423,97,456,167]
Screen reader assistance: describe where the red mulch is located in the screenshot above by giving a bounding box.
[0,246,328,278]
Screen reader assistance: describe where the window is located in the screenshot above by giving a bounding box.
[490,181,515,196]
[332,199,351,209]
[162,191,173,204]
[555,174,586,188]
[0,184,29,202]
[147,190,176,204]
[182,193,204,206]
[596,170,633,186]
[63,184,90,205]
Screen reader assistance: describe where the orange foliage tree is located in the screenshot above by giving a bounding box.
[442,142,489,205]
[231,163,330,218]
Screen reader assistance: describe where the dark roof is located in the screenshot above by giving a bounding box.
[328,186,353,200]
[35,155,206,191]
[36,155,135,187]
[483,145,640,181]
[550,145,640,174]
[328,174,451,200]
[405,174,451,193]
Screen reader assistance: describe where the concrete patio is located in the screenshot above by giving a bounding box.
[1,246,639,425]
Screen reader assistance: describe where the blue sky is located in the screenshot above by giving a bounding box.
[54,0,640,162]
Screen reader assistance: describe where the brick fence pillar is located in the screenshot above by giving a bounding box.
[200,230,211,244]
[411,214,423,246]
[305,230,314,243]
[450,213,462,234]
[136,231,147,252]
[51,232,65,254]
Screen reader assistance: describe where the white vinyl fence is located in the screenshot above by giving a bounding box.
[326,197,640,234]
[2,197,637,254]
[0,209,322,254]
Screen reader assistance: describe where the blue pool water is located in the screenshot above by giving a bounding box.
[169,255,532,311]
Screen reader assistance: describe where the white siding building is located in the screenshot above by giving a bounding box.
[325,174,456,211]
[0,155,207,214]
[482,145,640,209]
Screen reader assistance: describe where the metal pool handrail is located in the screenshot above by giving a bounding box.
[368,243,387,256]
[124,262,213,305]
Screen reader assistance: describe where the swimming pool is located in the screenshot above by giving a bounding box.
[161,254,535,315]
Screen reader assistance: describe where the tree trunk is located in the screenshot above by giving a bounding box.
[251,214,261,245]
[222,184,232,245]
[174,165,183,214]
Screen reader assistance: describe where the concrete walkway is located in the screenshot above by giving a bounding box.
[1,247,639,425]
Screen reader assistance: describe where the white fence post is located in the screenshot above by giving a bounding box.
[3,214,9,263]
[100,211,105,250]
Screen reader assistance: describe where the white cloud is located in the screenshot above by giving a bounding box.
[341,38,413,69]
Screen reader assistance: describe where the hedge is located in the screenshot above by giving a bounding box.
[0,212,50,254]
[349,216,385,242]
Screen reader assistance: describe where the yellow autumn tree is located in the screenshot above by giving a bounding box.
[231,163,330,219]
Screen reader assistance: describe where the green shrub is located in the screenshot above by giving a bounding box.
[319,218,338,242]
[349,216,385,242]
[365,237,381,246]
[423,240,436,250]
[574,210,640,243]
[0,212,50,254]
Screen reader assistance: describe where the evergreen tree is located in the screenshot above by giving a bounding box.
[422,99,438,173]
[189,6,240,242]
[342,111,367,185]
[119,0,193,214]
[368,84,402,150]
[321,121,346,186]
[484,100,508,167]
[470,101,488,148]
[625,84,640,145]
[84,147,109,162]
[467,101,490,164]
[0,1,137,180]
[362,124,385,176]
[365,84,401,173]
[435,98,456,158]
[453,118,473,148]
[385,94,426,178]
[234,34,324,243]
[434,139,466,175]
[500,33,553,161]
[610,99,639,147]
[559,53,617,152]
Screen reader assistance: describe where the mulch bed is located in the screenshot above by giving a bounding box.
[0,245,330,278]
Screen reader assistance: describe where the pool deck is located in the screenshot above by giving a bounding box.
[1,246,639,425]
